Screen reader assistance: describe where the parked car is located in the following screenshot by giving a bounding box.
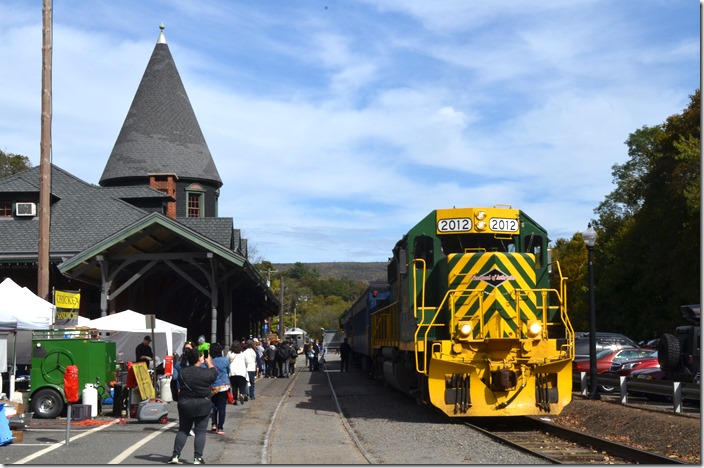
[574,332,639,360]
[657,304,700,383]
[573,347,654,392]
[630,367,670,401]
[638,338,659,349]
[631,366,700,403]
[610,350,659,377]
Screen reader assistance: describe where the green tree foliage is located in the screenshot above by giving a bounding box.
[550,234,589,331]
[562,89,700,341]
[262,263,368,339]
[0,150,32,179]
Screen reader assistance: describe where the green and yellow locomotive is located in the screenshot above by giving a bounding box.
[345,205,574,417]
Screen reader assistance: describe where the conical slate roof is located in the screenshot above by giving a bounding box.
[100,26,222,187]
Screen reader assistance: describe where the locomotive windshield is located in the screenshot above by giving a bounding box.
[439,233,517,255]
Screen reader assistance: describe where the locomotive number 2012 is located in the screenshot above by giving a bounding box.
[437,218,471,232]
[489,217,519,232]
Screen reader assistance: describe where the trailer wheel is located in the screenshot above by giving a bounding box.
[657,333,680,371]
[30,388,65,419]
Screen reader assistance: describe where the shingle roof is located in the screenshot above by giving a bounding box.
[99,29,222,187]
[0,165,232,260]
[178,217,235,249]
[0,165,148,258]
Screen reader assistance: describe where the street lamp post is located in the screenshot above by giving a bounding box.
[582,222,600,400]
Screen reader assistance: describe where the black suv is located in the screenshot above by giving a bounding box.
[658,304,701,383]
[574,332,639,360]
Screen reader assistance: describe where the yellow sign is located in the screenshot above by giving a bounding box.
[131,362,155,399]
[55,290,81,309]
[54,289,81,327]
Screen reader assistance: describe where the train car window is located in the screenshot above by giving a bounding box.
[413,235,435,269]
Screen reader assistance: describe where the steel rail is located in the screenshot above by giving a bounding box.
[465,416,686,464]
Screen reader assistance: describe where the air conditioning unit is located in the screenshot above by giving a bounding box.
[15,202,36,217]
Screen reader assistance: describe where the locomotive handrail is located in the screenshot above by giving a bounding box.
[414,287,481,374]
[551,260,575,359]
[414,283,573,375]
[411,258,427,320]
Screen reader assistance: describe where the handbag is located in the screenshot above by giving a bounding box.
[227,389,235,404]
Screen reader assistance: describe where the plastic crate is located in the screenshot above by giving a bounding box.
[70,404,91,422]
[8,412,32,430]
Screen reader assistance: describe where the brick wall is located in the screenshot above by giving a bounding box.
[149,174,177,219]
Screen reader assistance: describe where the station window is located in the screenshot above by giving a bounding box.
[187,193,202,218]
[0,201,11,218]
[186,184,205,218]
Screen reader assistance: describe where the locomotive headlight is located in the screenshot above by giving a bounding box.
[458,322,472,338]
[476,220,487,231]
[526,321,542,338]
[475,211,486,220]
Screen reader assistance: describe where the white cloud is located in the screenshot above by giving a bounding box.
[0,0,697,262]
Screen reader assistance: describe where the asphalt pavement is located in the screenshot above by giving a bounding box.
[0,353,363,465]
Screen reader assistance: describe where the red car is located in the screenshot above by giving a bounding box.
[611,351,659,377]
[573,348,654,392]
[573,348,654,374]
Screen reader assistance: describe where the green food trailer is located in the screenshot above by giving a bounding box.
[29,329,116,419]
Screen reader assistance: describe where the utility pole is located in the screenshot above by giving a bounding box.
[278,276,284,340]
[37,0,53,300]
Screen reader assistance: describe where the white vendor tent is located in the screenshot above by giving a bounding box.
[0,278,56,397]
[0,278,54,332]
[88,310,187,364]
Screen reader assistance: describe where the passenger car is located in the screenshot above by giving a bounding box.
[610,350,659,376]
[573,332,639,360]
[573,348,654,392]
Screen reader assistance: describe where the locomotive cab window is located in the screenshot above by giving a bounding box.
[413,235,434,269]
[523,233,544,269]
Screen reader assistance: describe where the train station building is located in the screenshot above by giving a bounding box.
[0,26,278,343]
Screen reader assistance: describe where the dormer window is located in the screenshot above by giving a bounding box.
[186,183,205,218]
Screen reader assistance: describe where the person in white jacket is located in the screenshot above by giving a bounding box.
[242,340,258,400]
[227,342,249,404]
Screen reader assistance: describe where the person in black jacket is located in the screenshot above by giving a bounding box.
[135,335,153,366]
[168,348,217,465]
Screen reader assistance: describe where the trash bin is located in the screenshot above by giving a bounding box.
[112,384,124,417]
[0,403,15,445]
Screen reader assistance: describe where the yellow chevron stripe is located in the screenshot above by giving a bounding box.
[445,252,541,336]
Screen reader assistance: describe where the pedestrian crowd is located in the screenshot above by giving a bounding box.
[167,335,313,464]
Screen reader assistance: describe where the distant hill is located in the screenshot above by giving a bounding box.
[272,262,387,284]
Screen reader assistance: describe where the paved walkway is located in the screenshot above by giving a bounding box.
[210,352,369,464]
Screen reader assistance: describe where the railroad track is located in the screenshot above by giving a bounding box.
[465,416,685,464]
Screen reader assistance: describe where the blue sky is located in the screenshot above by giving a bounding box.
[0,1,699,263]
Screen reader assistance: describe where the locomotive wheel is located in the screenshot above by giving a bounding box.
[30,388,65,419]
[657,333,680,371]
